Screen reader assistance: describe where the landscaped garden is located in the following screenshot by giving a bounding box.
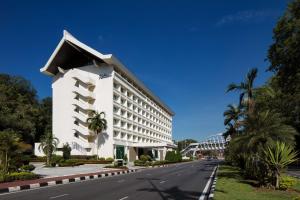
[216,0,300,199]
[214,165,300,200]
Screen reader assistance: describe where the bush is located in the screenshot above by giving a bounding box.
[99,157,105,161]
[20,164,35,172]
[134,160,149,166]
[151,160,168,166]
[70,155,97,160]
[0,172,39,183]
[62,143,71,160]
[30,156,46,162]
[50,155,63,167]
[106,157,114,162]
[140,155,151,162]
[279,176,297,190]
[58,160,83,167]
[165,151,182,163]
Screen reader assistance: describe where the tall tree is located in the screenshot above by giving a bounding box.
[0,74,38,144]
[227,68,258,115]
[267,0,300,154]
[35,97,52,142]
[86,110,107,159]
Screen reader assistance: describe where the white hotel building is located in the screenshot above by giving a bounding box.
[38,30,175,162]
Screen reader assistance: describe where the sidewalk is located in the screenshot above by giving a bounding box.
[0,168,138,194]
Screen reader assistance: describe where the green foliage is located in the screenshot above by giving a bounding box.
[58,159,84,167]
[165,151,182,162]
[267,0,300,155]
[279,176,297,190]
[176,139,198,151]
[69,155,97,160]
[0,172,39,183]
[38,131,59,166]
[86,110,107,159]
[140,155,151,162]
[62,143,71,160]
[262,141,298,188]
[0,130,31,173]
[98,157,105,161]
[20,164,35,172]
[105,157,114,162]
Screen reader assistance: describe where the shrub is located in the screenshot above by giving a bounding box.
[50,155,63,167]
[165,151,182,163]
[99,157,105,161]
[134,160,148,166]
[30,156,46,162]
[106,157,114,162]
[58,159,83,167]
[62,143,71,160]
[279,176,297,190]
[70,155,97,160]
[0,172,39,183]
[140,155,151,162]
[20,164,35,172]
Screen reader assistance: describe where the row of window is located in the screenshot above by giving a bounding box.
[113,92,171,129]
[113,118,172,141]
[113,105,171,135]
[113,130,171,143]
[113,78,172,123]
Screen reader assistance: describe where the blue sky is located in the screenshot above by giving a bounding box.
[0,0,289,141]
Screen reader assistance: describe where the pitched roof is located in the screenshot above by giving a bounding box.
[40,30,174,116]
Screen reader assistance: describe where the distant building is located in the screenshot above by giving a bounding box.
[36,30,175,162]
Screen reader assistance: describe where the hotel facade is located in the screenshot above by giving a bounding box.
[36,31,175,162]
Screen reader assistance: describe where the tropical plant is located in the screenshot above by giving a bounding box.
[0,130,22,173]
[38,131,59,166]
[86,110,107,159]
[262,141,298,189]
[223,123,235,140]
[227,68,258,114]
[62,143,71,160]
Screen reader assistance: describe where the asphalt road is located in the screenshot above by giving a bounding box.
[0,160,219,200]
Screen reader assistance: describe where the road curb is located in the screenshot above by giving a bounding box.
[0,169,138,194]
[208,165,218,200]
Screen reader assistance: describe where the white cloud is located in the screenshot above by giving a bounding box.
[216,10,279,27]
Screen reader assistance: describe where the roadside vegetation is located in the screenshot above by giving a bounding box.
[217,0,300,198]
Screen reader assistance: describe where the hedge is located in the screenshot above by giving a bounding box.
[0,172,39,183]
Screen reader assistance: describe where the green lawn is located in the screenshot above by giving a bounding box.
[214,165,300,200]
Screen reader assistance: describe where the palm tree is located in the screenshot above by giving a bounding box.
[223,123,236,140]
[86,110,107,159]
[243,111,296,152]
[223,104,243,130]
[39,131,59,166]
[227,68,258,114]
[262,141,298,189]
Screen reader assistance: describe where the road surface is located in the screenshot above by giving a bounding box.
[0,160,219,200]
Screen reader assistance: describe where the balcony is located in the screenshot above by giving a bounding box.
[73,86,95,100]
[72,98,94,111]
[73,111,88,124]
[73,76,95,87]
[73,123,91,136]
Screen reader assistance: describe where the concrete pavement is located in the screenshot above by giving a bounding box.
[0,160,219,200]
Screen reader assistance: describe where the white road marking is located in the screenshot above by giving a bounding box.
[49,194,69,199]
[199,166,217,200]
[159,180,167,184]
[119,196,129,200]
[117,179,125,183]
[146,173,151,176]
